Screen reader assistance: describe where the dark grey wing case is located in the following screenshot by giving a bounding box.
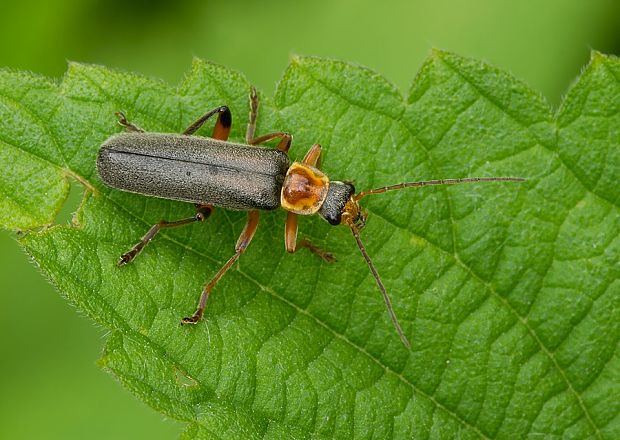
[97,133,290,210]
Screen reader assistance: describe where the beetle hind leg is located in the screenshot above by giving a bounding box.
[181,210,260,325]
[118,204,213,266]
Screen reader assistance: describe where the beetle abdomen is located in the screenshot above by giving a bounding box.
[97,133,290,210]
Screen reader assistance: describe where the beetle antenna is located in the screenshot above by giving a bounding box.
[349,225,411,349]
[354,176,525,200]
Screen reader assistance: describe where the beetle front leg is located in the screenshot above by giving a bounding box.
[284,212,336,262]
[301,143,321,167]
[283,143,334,262]
[181,210,260,324]
[118,204,213,266]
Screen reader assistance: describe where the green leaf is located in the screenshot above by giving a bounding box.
[1,50,619,438]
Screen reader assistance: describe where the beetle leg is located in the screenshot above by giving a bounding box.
[181,210,260,324]
[284,211,298,254]
[284,211,336,263]
[249,132,292,153]
[183,106,232,140]
[115,111,144,133]
[244,86,292,153]
[284,143,334,261]
[302,144,322,168]
[246,86,258,143]
[118,204,213,266]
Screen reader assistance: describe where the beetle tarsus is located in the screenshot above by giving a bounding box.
[320,252,336,263]
[298,239,336,263]
[116,206,213,268]
[118,252,135,266]
[182,291,208,325]
[246,86,259,143]
[114,111,144,132]
[180,313,202,325]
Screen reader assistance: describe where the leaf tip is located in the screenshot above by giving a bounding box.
[429,47,455,61]
[190,56,206,68]
[589,50,606,65]
[588,50,618,68]
[65,60,91,74]
[289,54,304,66]
[429,47,445,58]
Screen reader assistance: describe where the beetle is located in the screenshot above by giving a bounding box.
[97,88,524,348]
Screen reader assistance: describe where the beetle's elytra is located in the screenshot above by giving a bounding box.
[97,89,524,348]
[99,133,290,210]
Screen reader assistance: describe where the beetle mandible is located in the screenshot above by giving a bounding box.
[97,88,524,348]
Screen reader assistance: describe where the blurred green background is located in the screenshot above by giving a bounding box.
[0,0,618,438]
